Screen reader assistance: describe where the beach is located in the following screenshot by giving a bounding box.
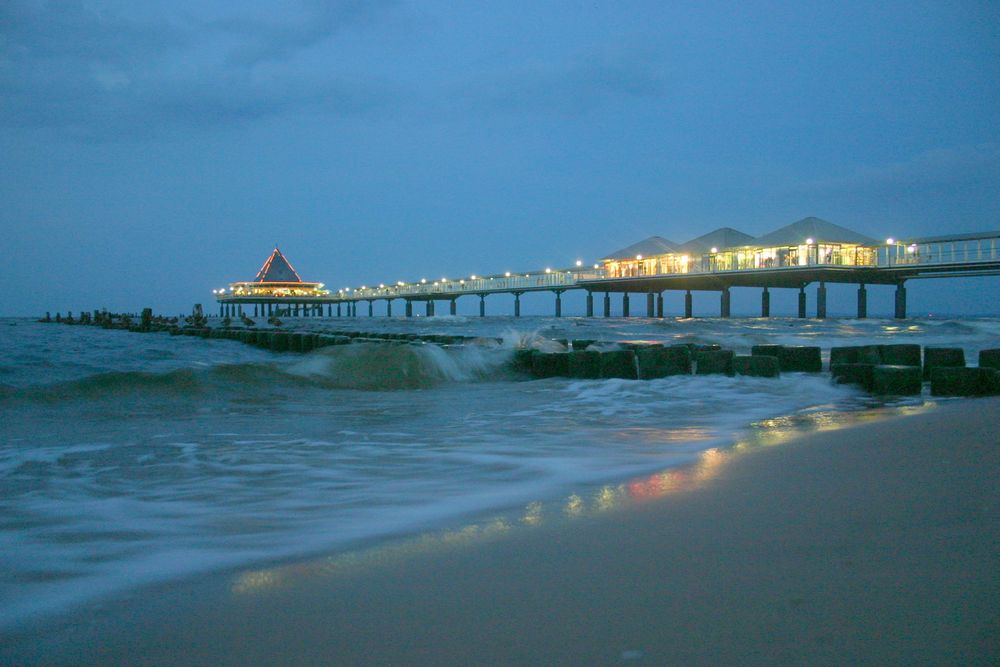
[5,396,997,666]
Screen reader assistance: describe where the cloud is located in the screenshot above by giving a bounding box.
[0,0,401,138]
[797,144,1000,196]
[450,46,667,116]
[210,0,400,66]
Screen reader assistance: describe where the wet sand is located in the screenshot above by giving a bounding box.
[5,398,999,665]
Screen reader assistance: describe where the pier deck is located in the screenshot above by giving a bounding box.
[216,231,1000,319]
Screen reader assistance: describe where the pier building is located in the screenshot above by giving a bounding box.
[214,219,1000,319]
[214,247,330,318]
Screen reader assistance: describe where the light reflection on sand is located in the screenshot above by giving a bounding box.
[230,400,936,596]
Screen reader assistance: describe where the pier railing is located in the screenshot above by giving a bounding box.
[341,268,605,301]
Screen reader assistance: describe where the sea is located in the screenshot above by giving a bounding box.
[2,314,999,632]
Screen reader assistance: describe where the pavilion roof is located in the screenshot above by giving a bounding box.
[752,217,877,247]
[254,248,303,283]
[677,227,756,254]
[602,236,680,261]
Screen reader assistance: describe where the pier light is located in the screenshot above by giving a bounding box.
[886,238,895,245]
[636,254,643,260]
[681,255,689,263]
[460,279,465,284]
[907,244,917,253]
[361,285,367,290]
[504,271,511,277]
[575,260,583,267]
[593,264,599,269]
[805,238,814,245]
[397,281,405,286]
[421,278,427,284]
[470,274,477,280]
[545,267,552,273]
[710,247,718,253]
[441,277,447,282]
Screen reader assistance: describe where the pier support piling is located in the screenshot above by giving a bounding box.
[721,287,731,318]
[817,282,827,319]
[450,299,457,316]
[368,301,374,317]
[586,292,594,317]
[405,300,413,318]
[761,287,770,317]
[856,285,867,319]
[684,290,693,318]
[656,293,664,318]
[386,300,392,317]
[554,291,563,317]
[622,293,630,318]
[426,301,433,317]
[479,294,486,317]
[797,286,807,318]
[514,292,522,318]
[646,293,655,318]
[603,293,611,318]
[895,282,907,319]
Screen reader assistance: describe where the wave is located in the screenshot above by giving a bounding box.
[284,342,516,390]
[0,342,519,402]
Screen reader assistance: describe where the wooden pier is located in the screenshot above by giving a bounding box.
[216,222,1000,320]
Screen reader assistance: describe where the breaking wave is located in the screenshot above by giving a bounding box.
[0,342,519,403]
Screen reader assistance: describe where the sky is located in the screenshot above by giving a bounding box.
[2,0,999,317]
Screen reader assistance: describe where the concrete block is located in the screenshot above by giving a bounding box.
[751,344,783,359]
[636,346,691,378]
[872,365,922,396]
[695,349,734,375]
[856,345,883,364]
[733,355,780,378]
[531,352,570,378]
[568,351,601,379]
[923,347,965,378]
[930,367,1000,397]
[512,349,535,372]
[879,344,921,367]
[270,332,290,352]
[979,348,1000,371]
[300,334,316,353]
[571,339,596,351]
[778,346,822,372]
[829,346,861,366]
[830,363,875,391]
[599,350,638,379]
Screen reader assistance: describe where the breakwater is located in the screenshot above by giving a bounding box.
[42,308,1000,399]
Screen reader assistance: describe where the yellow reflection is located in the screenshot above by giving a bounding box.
[522,501,543,526]
[230,401,939,597]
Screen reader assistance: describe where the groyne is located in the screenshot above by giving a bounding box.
[41,308,1000,399]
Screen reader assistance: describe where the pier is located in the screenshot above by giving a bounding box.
[215,219,1000,319]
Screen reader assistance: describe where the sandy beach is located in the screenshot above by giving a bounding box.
[4,397,999,666]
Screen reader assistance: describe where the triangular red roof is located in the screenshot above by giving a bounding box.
[254,248,303,283]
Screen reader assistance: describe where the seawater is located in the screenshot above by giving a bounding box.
[2,315,999,630]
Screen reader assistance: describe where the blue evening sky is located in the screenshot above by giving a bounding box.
[2,1,998,316]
